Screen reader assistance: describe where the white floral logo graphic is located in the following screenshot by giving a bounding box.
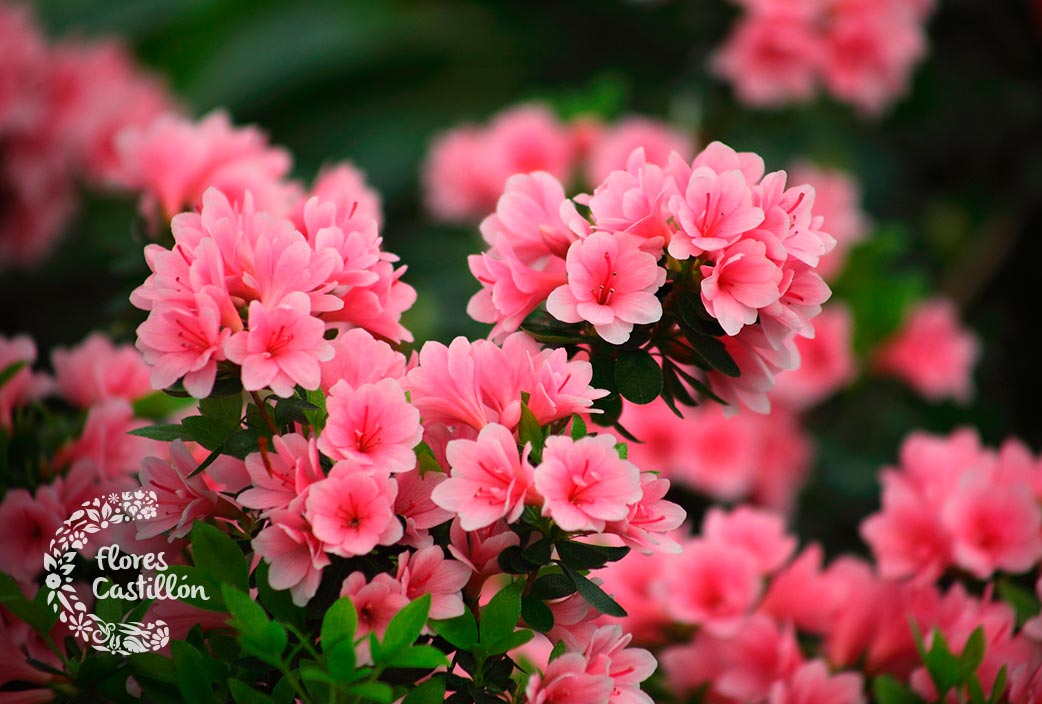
[43,490,171,655]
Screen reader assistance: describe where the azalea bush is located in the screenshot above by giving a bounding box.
[3,1,1042,704]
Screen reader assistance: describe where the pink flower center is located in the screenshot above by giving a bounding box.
[175,318,211,351]
[263,324,294,357]
[593,252,618,305]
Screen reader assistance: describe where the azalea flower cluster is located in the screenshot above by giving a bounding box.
[862,427,1042,581]
[0,4,173,266]
[713,0,935,114]
[424,103,694,223]
[598,490,1042,703]
[130,154,412,399]
[468,140,836,414]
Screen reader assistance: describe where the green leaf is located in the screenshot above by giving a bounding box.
[127,423,189,442]
[529,572,577,601]
[321,597,358,652]
[522,538,553,567]
[223,428,262,458]
[228,679,277,704]
[676,290,726,337]
[548,640,568,662]
[998,577,1040,628]
[679,327,740,377]
[191,522,248,591]
[615,442,628,459]
[0,361,26,389]
[385,644,449,670]
[182,416,232,451]
[326,639,358,682]
[430,610,477,649]
[171,641,214,704]
[128,652,177,684]
[402,676,446,704]
[345,681,394,703]
[556,541,630,570]
[957,627,986,683]
[132,391,195,420]
[987,666,1007,704]
[221,585,287,667]
[0,571,57,633]
[614,349,662,404]
[273,396,319,426]
[482,629,534,656]
[379,593,431,658]
[303,388,328,431]
[873,674,926,704]
[415,441,443,474]
[200,393,243,423]
[480,583,522,646]
[570,414,587,440]
[922,629,961,697]
[521,596,554,633]
[518,401,546,462]
[559,564,626,617]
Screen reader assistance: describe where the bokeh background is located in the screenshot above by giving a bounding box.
[5,0,1042,554]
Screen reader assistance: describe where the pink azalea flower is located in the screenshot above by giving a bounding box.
[547,232,666,345]
[431,422,535,530]
[860,471,951,581]
[396,546,470,619]
[788,163,868,280]
[585,117,694,185]
[713,13,823,107]
[239,433,324,514]
[706,326,795,414]
[305,465,401,557]
[585,149,680,253]
[137,440,236,540]
[822,0,927,115]
[707,616,805,702]
[51,333,152,408]
[941,477,1042,579]
[668,164,765,258]
[325,257,416,343]
[525,653,614,704]
[594,549,676,644]
[135,289,231,398]
[253,499,331,606]
[771,303,856,409]
[700,239,783,336]
[307,162,383,227]
[447,519,520,595]
[771,658,866,704]
[659,539,762,634]
[319,328,406,393]
[53,399,158,481]
[703,506,797,575]
[224,292,334,398]
[535,434,642,533]
[0,486,63,584]
[404,334,604,433]
[583,625,658,704]
[467,171,575,337]
[423,105,575,223]
[339,572,410,662]
[394,470,454,547]
[0,335,51,429]
[874,298,980,403]
[114,110,299,221]
[605,474,687,554]
[317,378,421,473]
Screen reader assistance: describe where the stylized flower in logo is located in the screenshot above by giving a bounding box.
[68,612,95,640]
